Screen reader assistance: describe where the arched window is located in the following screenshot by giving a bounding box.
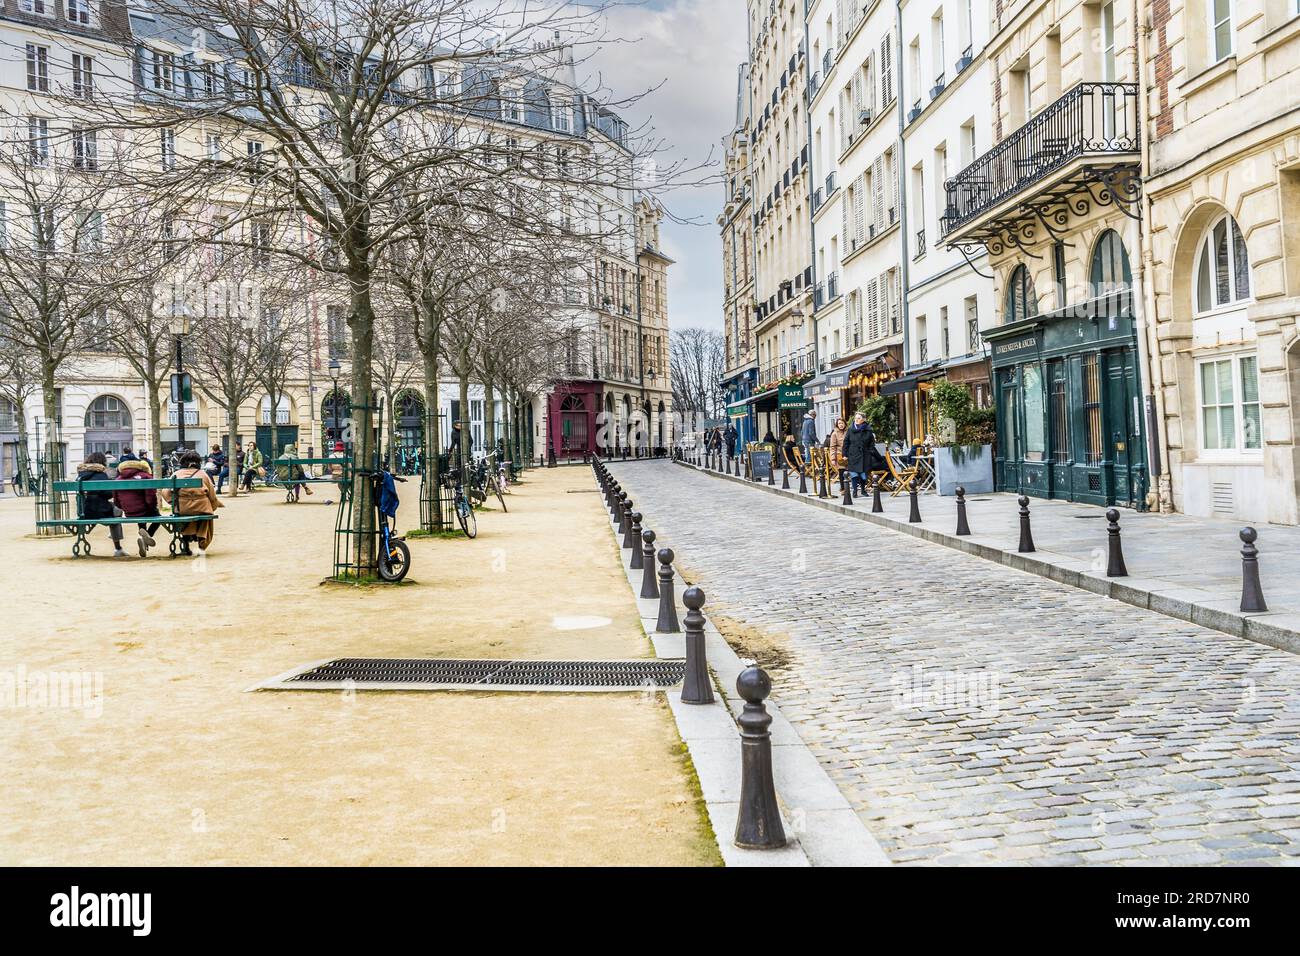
[260,395,291,425]
[1194,213,1251,314]
[0,397,17,431]
[1090,229,1132,295]
[560,394,585,412]
[85,395,130,430]
[1004,264,1038,323]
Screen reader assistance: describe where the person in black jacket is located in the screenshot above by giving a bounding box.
[77,452,127,557]
[841,411,879,496]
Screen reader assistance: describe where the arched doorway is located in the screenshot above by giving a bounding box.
[321,389,350,449]
[559,393,588,457]
[656,400,666,452]
[621,395,632,450]
[603,392,615,454]
[394,390,425,473]
[84,395,133,459]
[257,394,298,462]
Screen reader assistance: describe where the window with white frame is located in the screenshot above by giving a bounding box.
[27,117,50,167]
[160,128,176,170]
[1210,0,1234,63]
[20,0,54,16]
[72,128,97,170]
[72,53,93,98]
[1198,353,1260,453]
[1194,213,1251,314]
[26,45,49,92]
[1101,2,1117,81]
[260,395,290,425]
[66,0,97,26]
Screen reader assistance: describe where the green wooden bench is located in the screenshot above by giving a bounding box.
[39,476,217,557]
[264,457,351,502]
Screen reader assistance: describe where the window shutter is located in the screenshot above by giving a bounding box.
[853,174,866,246]
[852,71,863,119]
[867,278,879,340]
[880,34,892,104]
[865,55,875,115]
[871,157,884,234]
[841,184,851,243]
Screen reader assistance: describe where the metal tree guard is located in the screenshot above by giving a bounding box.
[34,420,71,537]
[331,399,379,581]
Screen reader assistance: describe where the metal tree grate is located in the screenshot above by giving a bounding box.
[274,657,686,690]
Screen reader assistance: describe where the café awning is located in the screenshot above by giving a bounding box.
[801,369,851,399]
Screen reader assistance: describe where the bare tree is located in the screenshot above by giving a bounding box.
[670,326,725,421]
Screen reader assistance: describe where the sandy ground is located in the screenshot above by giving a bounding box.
[0,468,719,866]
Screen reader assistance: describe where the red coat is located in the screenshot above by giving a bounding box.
[113,460,158,516]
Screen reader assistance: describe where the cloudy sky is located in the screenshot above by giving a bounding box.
[581,0,748,333]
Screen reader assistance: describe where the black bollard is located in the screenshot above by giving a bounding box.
[619,496,633,539]
[734,665,786,849]
[680,586,715,706]
[1105,508,1128,577]
[797,467,808,495]
[640,530,659,598]
[623,510,641,551]
[628,513,644,567]
[841,473,853,506]
[655,548,681,633]
[1017,495,1035,553]
[871,478,883,513]
[781,467,790,490]
[955,486,971,536]
[616,491,628,528]
[817,466,829,499]
[767,460,774,486]
[1239,527,1268,612]
[908,487,921,523]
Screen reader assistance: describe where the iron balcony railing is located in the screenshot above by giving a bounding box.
[941,82,1139,237]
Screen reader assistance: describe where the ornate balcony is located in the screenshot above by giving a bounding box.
[940,82,1140,254]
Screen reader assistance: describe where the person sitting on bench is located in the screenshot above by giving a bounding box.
[76,452,127,558]
[160,450,223,555]
[114,457,163,557]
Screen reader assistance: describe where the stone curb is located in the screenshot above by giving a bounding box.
[600,467,891,867]
[674,460,1300,656]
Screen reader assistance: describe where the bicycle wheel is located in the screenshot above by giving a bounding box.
[490,476,507,513]
[457,498,477,538]
[378,538,411,583]
[9,476,21,497]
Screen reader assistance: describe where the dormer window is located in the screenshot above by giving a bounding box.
[66,0,97,26]
[20,0,54,17]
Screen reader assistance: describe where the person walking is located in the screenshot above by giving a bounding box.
[241,442,263,492]
[798,408,818,463]
[113,456,163,556]
[841,411,877,496]
[724,421,738,460]
[76,452,128,557]
[160,450,223,554]
[829,417,847,485]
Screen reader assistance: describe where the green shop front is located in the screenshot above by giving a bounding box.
[984,292,1147,509]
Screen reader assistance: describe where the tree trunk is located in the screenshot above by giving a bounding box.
[458,368,471,471]
[422,353,441,531]
[147,380,163,475]
[225,400,240,498]
[483,377,495,457]
[348,273,377,575]
[269,385,280,464]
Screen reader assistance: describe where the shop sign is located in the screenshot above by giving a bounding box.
[778,384,810,409]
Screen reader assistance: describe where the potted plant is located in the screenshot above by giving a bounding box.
[927,379,996,495]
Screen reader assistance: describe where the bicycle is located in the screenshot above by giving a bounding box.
[370,462,411,582]
[443,467,478,538]
[10,468,43,497]
[476,453,508,512]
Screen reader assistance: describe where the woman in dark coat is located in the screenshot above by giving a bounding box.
[841,411,878,495]
[76,452,127,557]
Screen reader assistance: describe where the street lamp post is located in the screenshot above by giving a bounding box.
[168,301,191,458]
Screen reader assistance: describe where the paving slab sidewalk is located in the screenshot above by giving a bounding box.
[678,460,1300,655]
[596,465,891,867]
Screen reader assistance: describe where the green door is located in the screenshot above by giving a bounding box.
[997,368,1022,491]
[1104,348,1142,508]
[257,425,299,463]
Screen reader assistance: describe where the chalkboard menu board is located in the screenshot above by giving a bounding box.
[747,443,774,482]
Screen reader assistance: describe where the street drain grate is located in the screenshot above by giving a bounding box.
[256,658,686,693]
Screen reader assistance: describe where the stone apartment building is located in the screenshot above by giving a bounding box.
[720,62,758,446]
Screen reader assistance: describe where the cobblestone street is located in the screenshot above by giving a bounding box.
[609,461,1300,866]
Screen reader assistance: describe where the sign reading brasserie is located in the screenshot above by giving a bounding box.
[778,384,809,409]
